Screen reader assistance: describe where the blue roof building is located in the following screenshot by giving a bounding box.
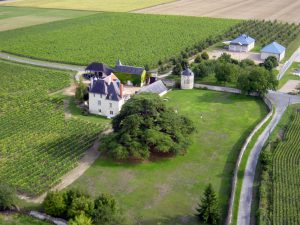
[229,34,255,52]
[261,42,286,61]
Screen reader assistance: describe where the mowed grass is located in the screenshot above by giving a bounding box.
[0,13,240,67]
[279,62,300,89]
[68,89,268,224]
[0,213,51,225]
[0,6,95,31]
[4,0,176,12]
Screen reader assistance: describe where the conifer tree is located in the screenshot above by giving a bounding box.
[196,183,220,225]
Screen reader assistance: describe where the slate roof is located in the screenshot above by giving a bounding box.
[85,62,114,75]
[182,67,194,76]
[230,34,255,46]
[89,76,122,101]
[138,80,168,95]
[261,42,286,54]
[115,65,145,75]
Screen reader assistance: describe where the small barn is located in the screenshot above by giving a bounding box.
[260,42,286,62]
[114,59,147,87]
[137,80,168,96]
[229,34,255,52]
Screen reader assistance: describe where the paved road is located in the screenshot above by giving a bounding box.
[237,91,300,225]
[0,52,85,72]
[277,48,300,80]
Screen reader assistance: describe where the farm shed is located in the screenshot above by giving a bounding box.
[260,42,286,62]
[229,34,255,52]
[114,59,147,87]
[137,80,168,96]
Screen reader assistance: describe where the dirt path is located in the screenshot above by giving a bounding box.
[279,80,300,94]
[19,129,112,204]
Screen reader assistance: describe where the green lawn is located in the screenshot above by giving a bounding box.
[4,0,176,12]
[0,6,95,31]
[0,12,239,67]
[68,89,268,224]
[278,62,300,89]
[0,213,51,225]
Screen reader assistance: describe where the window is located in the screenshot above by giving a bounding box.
[110,103,112,108]
[99,109,101,112]
[98,100,101,106]
[93,94,95,97]
[110,111,113,115]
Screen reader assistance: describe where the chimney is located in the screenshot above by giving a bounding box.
[90,77,93,89]
[120,84,124,98]
[107,75,112,85]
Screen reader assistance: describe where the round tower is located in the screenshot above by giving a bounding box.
[181,67,194,89]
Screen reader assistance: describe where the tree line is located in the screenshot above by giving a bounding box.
[172,52,278,96]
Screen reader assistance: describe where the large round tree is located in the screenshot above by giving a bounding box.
[102,93,195,160]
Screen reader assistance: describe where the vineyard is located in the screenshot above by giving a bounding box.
[272,109,300,225]
[0,12,239,67]
[259,105,300,225]
[226,20,300,50]
[0,60,108,196]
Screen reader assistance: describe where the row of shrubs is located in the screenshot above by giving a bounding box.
[43,189,125,225]
[0,184,124,225]
[172,52,279,96]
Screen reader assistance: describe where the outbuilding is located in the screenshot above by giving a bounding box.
[137,80,168,96]
[181,67,194,89]
[260,42,286,62]
[229,34,255,52]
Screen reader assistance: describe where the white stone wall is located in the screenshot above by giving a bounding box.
[181,75,194,89]
[229,42,254,52]
[89,93,124,117]
[261,51,285,62]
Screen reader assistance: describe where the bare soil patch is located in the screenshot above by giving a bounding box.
[136,0,300,23]
[0,15,64,31]
[279,80,300,94]
[207,49,263,64]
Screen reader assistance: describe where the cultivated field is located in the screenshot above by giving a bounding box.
[0,60,108,196]
[136,0,300,23]
[272,109,300,225]
[0,6,94,31]
[69,89,268,225]
[3,0,176,12]
[225,20,300,52]
[0,13,239,67]
[260,105,300,225]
